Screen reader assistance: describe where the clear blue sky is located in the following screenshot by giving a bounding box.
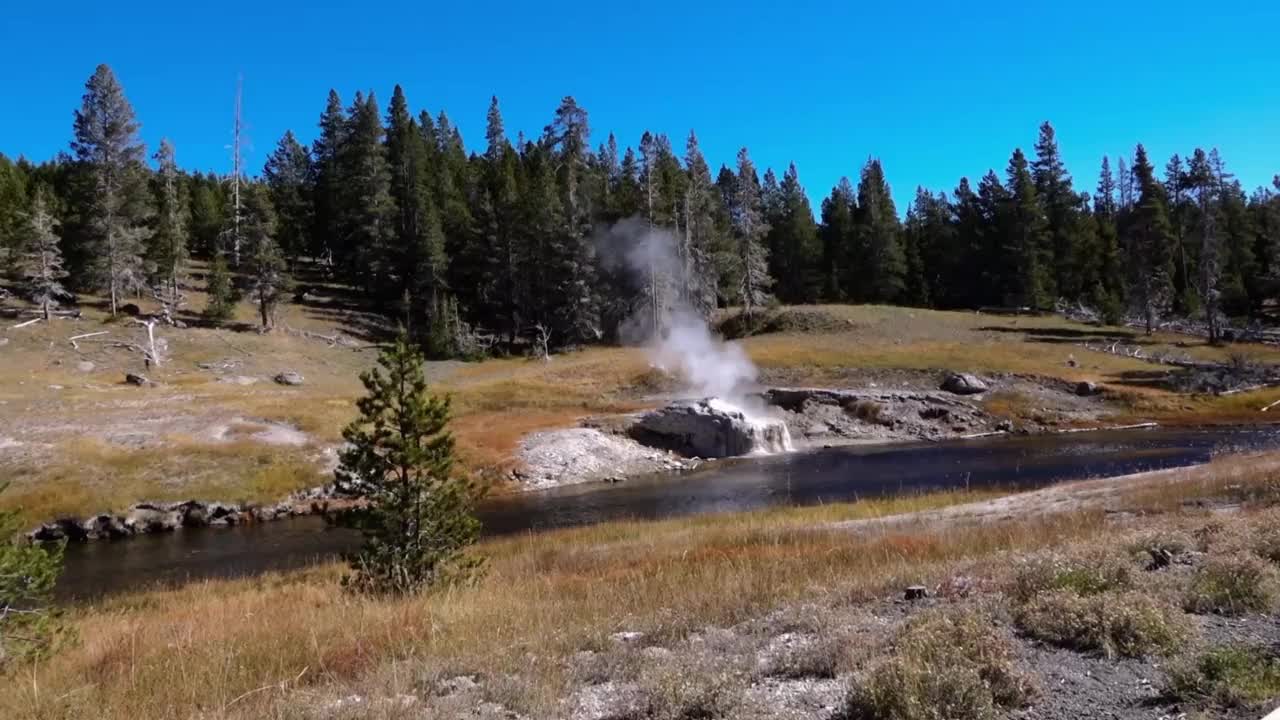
[4,2,1278,211]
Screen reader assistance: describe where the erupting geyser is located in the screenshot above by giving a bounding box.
[597,219,794,459]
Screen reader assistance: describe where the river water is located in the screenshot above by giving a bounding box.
[57,426,1280,600]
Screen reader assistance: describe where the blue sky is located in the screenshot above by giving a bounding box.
[3,2,1278,211]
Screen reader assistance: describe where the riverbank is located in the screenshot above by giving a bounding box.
[7,452,1280,719]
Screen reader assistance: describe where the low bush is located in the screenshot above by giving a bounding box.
[1015,590,1188,659]
[1127,529,1194,569]
[845,608,1036,720]
[1165,645,1280,709]
[1251,523,1280,564]
[1006,549,1134,603]
[1183,556,1274,615]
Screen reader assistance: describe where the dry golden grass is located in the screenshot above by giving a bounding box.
[6,454,1280,719]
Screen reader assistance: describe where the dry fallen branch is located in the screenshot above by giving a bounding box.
[11,318,41,329]
[67,330,109,350]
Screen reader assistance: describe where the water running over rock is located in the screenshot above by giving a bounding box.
[633,397,793,458]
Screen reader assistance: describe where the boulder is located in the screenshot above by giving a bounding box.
[1075,381,1101,397]
[631,398,792,458]
[83,514,130,540]
[76,360,95,372]
[124,504,180,533]
[31,517,88,543]
[120,303,141,316]
[940,373,988,395]
[125,372,150,386]
[274,371,304,386]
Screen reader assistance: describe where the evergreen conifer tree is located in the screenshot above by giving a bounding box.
[70,64,151,315]
[22,188,70,321]
[263,130,313,266]
[338,335,481,594]
[1127,144,1175,333]
[149,139,188,304]
[854,159,905,303]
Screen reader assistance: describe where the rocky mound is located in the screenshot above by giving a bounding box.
[631,398,793,458]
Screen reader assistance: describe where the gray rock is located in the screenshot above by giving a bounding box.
[940,373,988,395]
[632,399,792,458]
[0,338,9,348]
[1075,380,1101,397]
[274,371,304,386]
[124,504,180,533]
[125,372,150,386]
[76,360,95,372]
[83,514,130,540]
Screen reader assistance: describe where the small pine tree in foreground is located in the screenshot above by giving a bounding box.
[0,483,64,670]
[337,334,482,594]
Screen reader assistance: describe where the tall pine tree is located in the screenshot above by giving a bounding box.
[69,64,151,315]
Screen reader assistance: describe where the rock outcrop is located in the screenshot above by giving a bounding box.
[632,398,793,458]
[274,371,305,386]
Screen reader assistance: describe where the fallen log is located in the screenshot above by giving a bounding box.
[11,318,41,329]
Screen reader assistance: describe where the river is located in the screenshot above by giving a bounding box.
[57,425,1280,601]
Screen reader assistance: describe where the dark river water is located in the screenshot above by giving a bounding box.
[57,426,1280,601]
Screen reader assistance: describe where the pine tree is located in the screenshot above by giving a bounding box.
[243,187,289,330]
[819,177,856,301]
[904,187,956,307]
[338,334,481,595]
[202,251,234,324]
[680,131,720,315]
[854,158,905,303]
[70,64,151,315]
[729,147,772,320]
[149,139,188,305]
[0,481,64,669]
[543,98,601,343]
[0,155,28,279]
[1031,122,1086,299]
[386,86,446,319]
[1003,148,1051,309]
[1126,144,1175,333]
[187,173,225,256]
[949,177,984,307]
[311,90,347,265]
[262,130,312,265]
[768,163,821,303]
[21,188,69,321]
[337,92,396,293]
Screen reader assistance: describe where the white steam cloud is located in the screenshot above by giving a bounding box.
[596,219,759,401]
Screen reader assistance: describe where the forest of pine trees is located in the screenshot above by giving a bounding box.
[2,66,1280,356]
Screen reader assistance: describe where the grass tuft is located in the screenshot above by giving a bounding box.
[1183,556,1275,615]
[1165,645,1280,709]
[1014,590,1189,658]
[1006,548,1134,603]
[845,607,1037,720]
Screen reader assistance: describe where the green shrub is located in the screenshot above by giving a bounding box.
[1015,590,1188,659]
[1183,556,1274,615]
[1165,645,1280,709]
[0,482,66,670]
[1007,549,1134,603]
[845,608,1036,720]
